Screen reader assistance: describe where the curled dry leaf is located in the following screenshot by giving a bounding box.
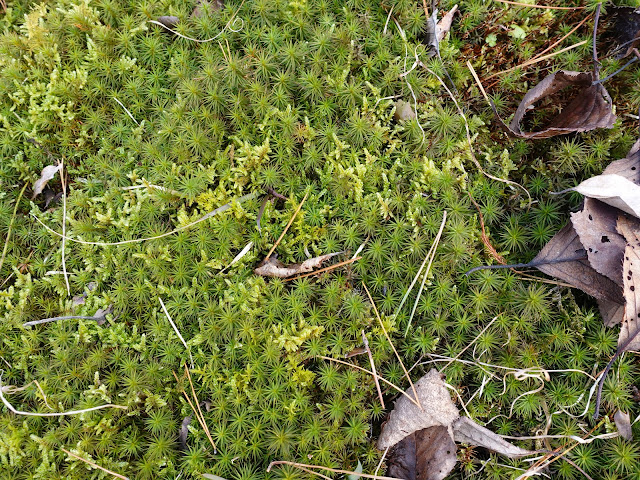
[179,416,192,450]
[602,138,640,184]
[571,198,627,285]
[254,252,343,278]
[387,426,457,480]
[614,410,633,441]
[380,370,534,480]
[616,218,640,352]
[452,417,533,458]
[377,369,459,450]
[32,164,61,199]
[496,71,616,139]
[568,174,640,218]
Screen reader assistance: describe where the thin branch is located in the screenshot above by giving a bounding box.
[282,257,361,282]
[32,191,258,246]
[62,448,129,480]
[267,461,402,480]
[265,191,308,260]
[0,373,126,416]
[362,283,421,410]
[362,330,385,410]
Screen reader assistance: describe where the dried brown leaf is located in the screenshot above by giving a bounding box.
[598,298,625,327]
[571,198,627,285]
[254,252,343,278]
[452,417,534,458]
[436,5,458,42]
[570,174,640,218]
[616,218,640,351]
[32,164,61,199]
[534,223,624,306]
[387,426,457,480]
[500,71,616,139]
[602,139,640,185]
[377,370,459,450]
[614,410,633,441]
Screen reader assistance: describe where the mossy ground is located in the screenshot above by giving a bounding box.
[1,0,640,478]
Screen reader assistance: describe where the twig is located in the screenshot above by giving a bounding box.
[592,3,602,80]
[159,298,194,369]
[62,448,129,480]
[494,0,586,10]
[405,211,447,336]
[265,191,309,260]
[267,461,402,480]
[0,183,27,276]
[484,40,588,80]
[362,330,385,409]
[59,159,70,296]
[148,0,245,42]
[0,373,126,416]
[32,191,258,246]
[426,64,532,207]
[362,283,421,410]
[113,97,139,126]
[282,257,361,282]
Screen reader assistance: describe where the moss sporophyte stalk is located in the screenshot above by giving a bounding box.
[0,0,639,478]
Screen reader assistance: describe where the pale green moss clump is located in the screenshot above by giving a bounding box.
[0,0,638,479]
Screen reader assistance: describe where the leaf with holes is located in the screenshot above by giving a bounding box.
[616,217,640,352]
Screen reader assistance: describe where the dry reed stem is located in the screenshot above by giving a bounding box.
[267,461,402,480]
[282,256,361,282]
[494,0,586,9]
[362,330,385,410]
[61,448,129,480]
[362,282,421,410]
[265,191,308,260]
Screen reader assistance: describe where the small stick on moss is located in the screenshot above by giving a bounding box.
[32,191,258,246]
[494,0,586,10]
[405,211,447,336]
[0,183,27,276]
[0,373,126,416]
[172,369,217,453]
[159,298,194,369]
[62,448,129,480]
[363,282,421,410]
[267,461,402,480]
[282,257,361,282]
[362,330,385,410]
[265,191,309,261]
[317,355,419,407]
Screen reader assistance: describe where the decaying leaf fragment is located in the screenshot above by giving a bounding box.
[379,370,533,480]
[616,218,640,352]
[387,426,457,480]
[571,198,627,285]
[614,410,633,441]
[603,138,640,184]
[254,252,343,278]
[498,71,616,139]
[32,164,61,199]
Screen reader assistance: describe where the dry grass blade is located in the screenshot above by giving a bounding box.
[159,298,194,368]
[267,461,402,480]
[494,0,586,9]
[265,191,308,260]
[60,159,70,296]
[282,256,360,282]
[61,448,129,480]
[362,330,385,409]
[442,315,500,370]
[469,193,506,265]
[362,282,421,410]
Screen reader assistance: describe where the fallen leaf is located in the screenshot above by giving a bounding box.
[533,223,624,306]
[598,298,625,327]
[616,218,640,352]
[569,174,640,218]
[347,460,363,480]
[32,164,61,199]
[452,417,533,458]
[387,426,457,480]
[571,198,627,285]
[254,252,343,278]
[498,71,616,139]
[179,416,191,450]
[156,15,180,29]
[394,100,416,121]
[436,5,458,43]
[614,410,633,441]
[602,138,640,185]
[377,369,459,450]
[220,241,253,273]
[423,6,458,58]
